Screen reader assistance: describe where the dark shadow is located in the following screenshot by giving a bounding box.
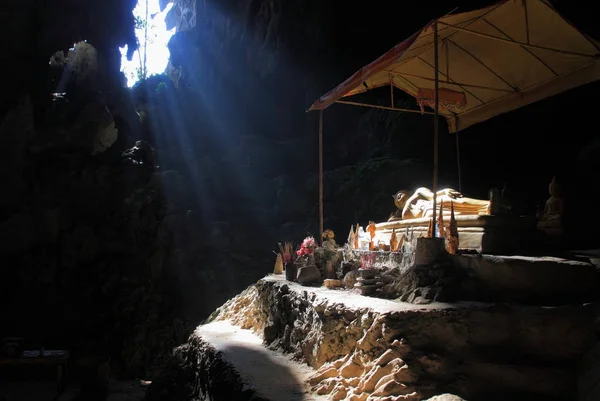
[0,362,66,401]
[146,343,306,401]
[0,356,145,401]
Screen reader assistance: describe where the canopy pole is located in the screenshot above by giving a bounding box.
[432,21,440,237]
[456,128,462,193]
[437,21,597,59]
[389,74,395,108]
[318,109,324,243]
[335,100,434,115]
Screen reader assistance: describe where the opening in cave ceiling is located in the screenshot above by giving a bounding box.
[119,0,176,87]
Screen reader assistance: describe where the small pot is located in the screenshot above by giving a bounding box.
[358,268,376,279]
[285,263,297,282]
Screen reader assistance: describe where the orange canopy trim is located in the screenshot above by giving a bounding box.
[308,0,600,133]
[416,87,467,114]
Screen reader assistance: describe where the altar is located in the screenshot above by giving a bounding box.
[375,214,541,254]
[343,184,557,256]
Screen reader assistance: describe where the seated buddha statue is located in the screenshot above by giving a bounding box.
[389,187,491,221]
[540,176,564,221]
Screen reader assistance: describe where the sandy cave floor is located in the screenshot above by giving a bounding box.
[197,320,328,401]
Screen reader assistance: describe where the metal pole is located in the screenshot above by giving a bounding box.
[318,110,324,243]
[432,21,440,237]
[389,74,395,108]
[335,100,434,115]
[437,21,596,59]
[456,130,462,193]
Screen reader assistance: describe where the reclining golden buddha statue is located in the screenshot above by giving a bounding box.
[389,187,491,221]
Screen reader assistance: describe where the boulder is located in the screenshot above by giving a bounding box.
[199,276,596,400]
[296,265,321,286]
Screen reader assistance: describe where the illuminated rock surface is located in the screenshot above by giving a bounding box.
[148,275,597,401]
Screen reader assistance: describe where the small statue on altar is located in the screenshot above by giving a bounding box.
[322,229,335,241]
[347,225,356,249]
[390,228,399,252]
[390,187,491,221]
[540,176,564,221]
[347,224,360,249]
[321,229,338,279]
[367,221,377,250]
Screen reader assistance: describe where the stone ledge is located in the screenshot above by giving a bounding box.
[204,275,596,401]
[146,319,326,401]
[453,254,600,303]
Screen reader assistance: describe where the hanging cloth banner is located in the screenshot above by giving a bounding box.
[417,88,467,114]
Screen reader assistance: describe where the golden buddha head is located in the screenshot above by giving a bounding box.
[393,190,411,210]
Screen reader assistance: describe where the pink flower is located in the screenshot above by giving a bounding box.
[296,236,316,257]
[302,237,316,248]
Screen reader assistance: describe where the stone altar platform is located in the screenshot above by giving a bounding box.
[148,275,600,401]
[375,215,541,254]
[450,254,600,304]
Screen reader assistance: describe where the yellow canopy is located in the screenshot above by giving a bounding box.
[309,0,600,133]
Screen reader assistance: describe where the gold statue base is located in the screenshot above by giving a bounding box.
[375,215,540,254]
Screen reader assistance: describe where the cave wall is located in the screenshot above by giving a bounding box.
[0,0,343,378]
[0,0,193,378]
[1,0,137,114]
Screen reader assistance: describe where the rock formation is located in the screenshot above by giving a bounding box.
[149,277,598,400]
[0,92,193,375]
[0,3,189,377]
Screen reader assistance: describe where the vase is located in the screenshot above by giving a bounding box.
[273,253,283,274]
[285,263,297,282]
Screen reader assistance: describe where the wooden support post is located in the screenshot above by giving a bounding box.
[335,100,434,115]
[456,130,462,193]
[389,74,395,108]
[432,21,440,237]
[318,110,324,243]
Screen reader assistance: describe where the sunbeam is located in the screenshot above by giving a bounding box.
[119,0,176,87]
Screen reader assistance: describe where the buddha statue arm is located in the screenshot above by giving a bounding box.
[401,191,425,219]
[399,187,490,219]
[401,188,460,219]
[413,187,462,201]
[413,187,434,199]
